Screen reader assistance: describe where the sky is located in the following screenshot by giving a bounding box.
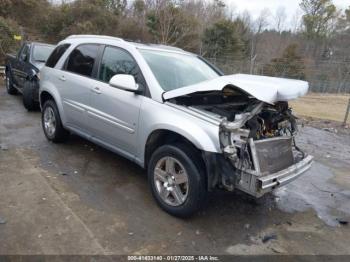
[225,0,350,29]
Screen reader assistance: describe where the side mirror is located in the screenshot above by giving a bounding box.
[109,74,139,92]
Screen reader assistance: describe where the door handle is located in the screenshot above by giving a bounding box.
[92,87,102,94]
[59,75,66,81]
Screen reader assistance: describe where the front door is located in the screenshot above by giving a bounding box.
[88,46,145,156]
[14,44,30,89]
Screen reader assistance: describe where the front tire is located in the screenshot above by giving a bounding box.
[148,144,207,217]
[5,72,17,95]
[42,100,69,143]
[23,80,38,111]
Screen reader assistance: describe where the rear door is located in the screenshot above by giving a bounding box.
[58,44,102,135]
[88,46,145,156]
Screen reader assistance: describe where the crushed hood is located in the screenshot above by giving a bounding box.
[163,74,309,104]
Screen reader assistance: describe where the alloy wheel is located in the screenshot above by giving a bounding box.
[154,156,189,206]
[43,106,56,137]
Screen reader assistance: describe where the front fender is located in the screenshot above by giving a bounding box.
[137,98,221,166]
[148,123,219,152]
[27,69,39,81]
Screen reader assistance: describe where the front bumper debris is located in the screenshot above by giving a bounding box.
[204,136,313,197]
[236,154,313,198]
[236,137,313,198]
[257,155,313,194]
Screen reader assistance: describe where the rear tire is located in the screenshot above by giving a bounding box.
[5,72,17,95]
[42,100,69,143]
[23,80,38,111]
[148,143,207,217]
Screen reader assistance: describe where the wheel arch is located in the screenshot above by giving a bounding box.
[39,89,66,124]
[26,74,39,82]
[144,129,206,171]
[40,91,55,108]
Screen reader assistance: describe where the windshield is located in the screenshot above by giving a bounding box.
[33,45,54,62]
[140,49,220,91]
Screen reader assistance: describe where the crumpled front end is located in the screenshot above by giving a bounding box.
[167,85,313,197]
[218,100,313,197]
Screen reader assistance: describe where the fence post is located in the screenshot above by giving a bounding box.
[343,98,350,127]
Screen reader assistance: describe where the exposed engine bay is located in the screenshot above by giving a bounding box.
[168,86,299,141]
[168,86,311,195]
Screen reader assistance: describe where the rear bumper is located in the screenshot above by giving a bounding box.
[257,155,313,194]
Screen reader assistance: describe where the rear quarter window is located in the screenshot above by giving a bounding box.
[46,44,71,68]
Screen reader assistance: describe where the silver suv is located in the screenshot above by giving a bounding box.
[39,35,313,217]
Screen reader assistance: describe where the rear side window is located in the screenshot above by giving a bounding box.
[66,44,99,77]
[46,44,71,68]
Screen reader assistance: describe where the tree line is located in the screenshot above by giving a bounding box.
[0,0,349,93]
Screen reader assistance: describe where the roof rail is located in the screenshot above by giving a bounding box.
[66,35,124,42]
[150,44,184,52]
[129,41,185,52]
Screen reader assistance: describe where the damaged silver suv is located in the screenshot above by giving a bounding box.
[39,35,313,217]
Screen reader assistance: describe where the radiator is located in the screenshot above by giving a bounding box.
[253,137,294,174]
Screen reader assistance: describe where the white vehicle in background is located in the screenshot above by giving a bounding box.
[39,35,313,217]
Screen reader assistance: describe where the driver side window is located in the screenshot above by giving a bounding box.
[20,45,30,62]
[98,46,145,90]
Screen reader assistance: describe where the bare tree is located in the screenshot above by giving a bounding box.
[145,0,199,47]
[291,9,303,33]
[254,8,270,33]
[250,8,270,73]
[225,2,237,21]
[274,6,286,33]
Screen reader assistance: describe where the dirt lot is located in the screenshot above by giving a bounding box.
[290,93,350,124]
[0,84,350,256]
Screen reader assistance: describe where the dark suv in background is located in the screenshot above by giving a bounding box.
[5,42,54,110]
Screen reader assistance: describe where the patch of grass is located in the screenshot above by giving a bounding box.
[290,93,350,124]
